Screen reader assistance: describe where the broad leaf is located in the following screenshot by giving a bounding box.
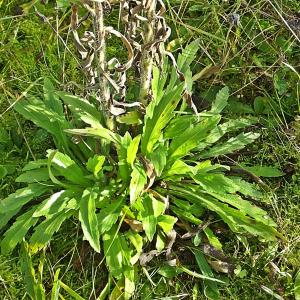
[98,196,124,234]
[211,86,229,114]
[79,188,100,252]
[47,150,90,186]
[103,225,131,279]
[86,155,105,177]
[127,135,141,166]
[129,163,147,204]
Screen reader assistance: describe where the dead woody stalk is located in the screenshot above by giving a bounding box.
[71,0,170,122]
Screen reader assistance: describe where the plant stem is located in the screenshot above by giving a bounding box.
[94,2,115,131]
[139,0,157,106]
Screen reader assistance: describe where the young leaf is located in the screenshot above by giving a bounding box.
[79,188,100,253]
[157,215,177,234]
[44,77,63,115]
[129,163,147,204]
[148,144,167,177]
[211,86,229,113]
[193,249,220,300]
[141,195,165,242]
[86,155,105,177]
[20,241,45,300]
[98,197,124,234]
[141,83,184,155]
[127,135,141,166]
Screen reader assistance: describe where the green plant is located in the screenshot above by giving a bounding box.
[0,40,282,298]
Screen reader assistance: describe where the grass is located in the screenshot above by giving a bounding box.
[0,0,299,299]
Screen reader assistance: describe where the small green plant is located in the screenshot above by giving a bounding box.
[0,41,281,298]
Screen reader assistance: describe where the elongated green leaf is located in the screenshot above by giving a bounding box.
[229,177,263,199]
[44,78,63,115]
[86,155,105,177]
[163,160,194,177]
[129,163,147,204]
[152,64,168,102]
[14,97,70,151]
[200,132,260,158]
[141,83,184,155]
[157,215,177,234]
[1,207,39,255]
[65,127,122,145]
[168,115,221,163]
[33,190,76,218]
[23,159,48,171]
[51,269,61,300]
[30,210,74,253]
[149,144,167,177]
[47,150,90,186]
[127,135,141,166]
[98,197,124,234]
[164,115,195,139]
[241,165,285,177]
[193,173,238,195]
[169,185,280,241]
[79,188,100,252]
[168,40,200,90]
[103,225,131,279]
[59,281,85,300]
[118,132,132,182]
[16,168,50,183]
[0,208,21,230]
[20,241,45,300]
[193,249,220,300]
[141,195,165,241]
[197,117,258,152]
[0,184,49,214]
[57,92,103,123]
[211,86,229,113]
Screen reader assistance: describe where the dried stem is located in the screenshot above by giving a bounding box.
[93,2,115,131]
[139,0,157,106]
